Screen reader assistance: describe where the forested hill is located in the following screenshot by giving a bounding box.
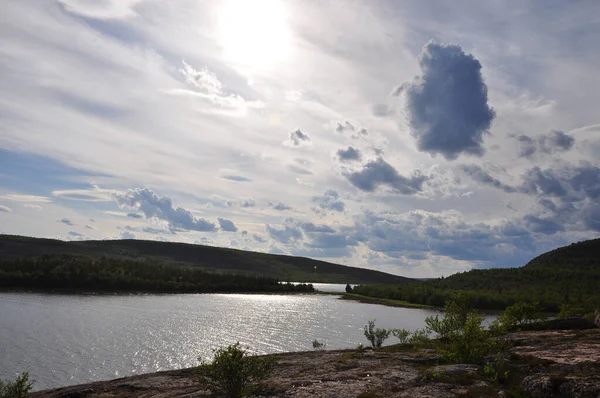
[354,238,600,311]
[0,235,414,284]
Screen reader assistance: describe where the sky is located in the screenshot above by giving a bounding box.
[1,0,600,278]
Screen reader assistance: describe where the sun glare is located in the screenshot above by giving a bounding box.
[217,0,292,73]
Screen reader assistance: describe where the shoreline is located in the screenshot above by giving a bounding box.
[29,329,600,397]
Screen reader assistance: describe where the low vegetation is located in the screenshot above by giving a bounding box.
[0,372,33,398]
[363,320,391,347]
[196,343,275,398]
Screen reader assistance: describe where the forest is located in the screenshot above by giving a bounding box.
[354,239,600,312]
[0,254,314,294]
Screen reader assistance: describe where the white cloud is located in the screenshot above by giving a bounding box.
[0,205,11,213]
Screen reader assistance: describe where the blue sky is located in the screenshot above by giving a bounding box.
[1,0,599,277]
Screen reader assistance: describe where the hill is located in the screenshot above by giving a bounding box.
[353,238,600,311]
[0,235,414,284]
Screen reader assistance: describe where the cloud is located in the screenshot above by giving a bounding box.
[180,60,222,95]
[334,121,355,133]
[516,130,575,157]
[52,187,113,202]
[218,217,238,232]
[521,167,568,197]
[120,231,136,240]
[68,231,83,237]
[58,218,73,226]
[0,194,51,203]
[85,224,95,230]
[222,175,252,182]
[268,202,293,211]
[283,129,312,147]
[57,0,143,19]
[336,146,362,162]
[461,164,517,193]
[127,212,143,218]
[240,199,256,207]
[0,205,11,213]
[313,190,345,212]
[523,215,564,235]
[396,41,495,160]
[253,234,267,243]
[113,187,217,232]
[345,158,428,195]
[24,204,43,211]
[265,224,303,243]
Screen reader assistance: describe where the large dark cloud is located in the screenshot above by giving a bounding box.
[516,130,575,158]
[396,41,495,160]
[461,165,517,193]
[521,167,568,197]
[345,158,427,195]
[313,190,345,212]
[336,146,362,162]
[113,187,217,232]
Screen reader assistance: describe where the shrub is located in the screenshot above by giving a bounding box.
[408,328,430,345]
[0,372,34,398]
[441,312,490,363]
[312,339,325,350]
[391,328,410,344]
[197,343,275,398]
[495,301,545,331]
[557,304,585,319]
[425,293,470,339]
[364,320,391,347]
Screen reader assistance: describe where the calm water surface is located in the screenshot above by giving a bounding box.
[1,291,438,391]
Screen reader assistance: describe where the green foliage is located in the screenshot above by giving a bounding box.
[0,254,314,293]
[353,239,600,312]
[391,328,410,344]
[408,328,430,345]
[197,343,275,398]
[441,312,491,364]
[345,283,353,293]
[425,293,470,339]
[355,343,365,352]
[483,358,510,385]
[312,340,325,350]
[363,320,391,347]
[495,301,545,331]
[557,303,585,319]
[0,372,34,398]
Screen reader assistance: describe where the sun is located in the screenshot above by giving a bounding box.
[217,0,292,73]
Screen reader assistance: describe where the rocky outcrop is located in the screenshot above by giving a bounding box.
[31,329,600,398]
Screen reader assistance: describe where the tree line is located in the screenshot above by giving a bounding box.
[353,264,600,312]
[0,254,314,294]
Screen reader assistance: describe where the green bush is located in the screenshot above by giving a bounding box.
[364,320,391,347]
[408,328,430,345]
[441,312,490,363]
[197,343,275,398]
[557,304,585,319]
[493,301,545,331]
[312,339,325,350]
[391,328,410,344]
[0,372,34,398]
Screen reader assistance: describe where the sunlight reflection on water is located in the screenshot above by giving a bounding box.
[1,291,440,391]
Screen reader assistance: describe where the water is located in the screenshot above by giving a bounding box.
[0,291,438,391]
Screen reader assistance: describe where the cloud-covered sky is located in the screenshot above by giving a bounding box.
[1,0,599,278]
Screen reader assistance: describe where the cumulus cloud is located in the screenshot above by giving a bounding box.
[218,217,238,232]
[313,190,345,212]
[336,146,362,162]
[396,41,495,160]
[58,218,73,226]
[345,158,428,195]
[521,167,568,197]
[0,205,11,213]
[113,187,217,232]
[24,204,43,211]
[334,121,355,133]
[180,60,222,95]
[68,231,83,237]
[461,165,517,193]
[283,129,312,147]
[265,224,303,243]
[240,199,256,207]
[268,202,293,211]
[516,130,575,157]
[120,231,136,240]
